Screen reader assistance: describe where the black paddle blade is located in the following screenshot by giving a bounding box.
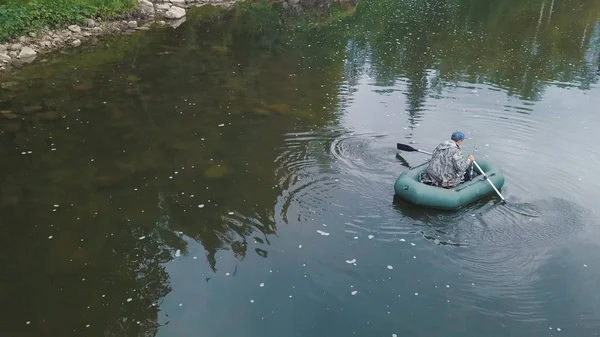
[397,143,418,152]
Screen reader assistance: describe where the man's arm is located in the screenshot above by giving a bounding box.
[452,150,472,173]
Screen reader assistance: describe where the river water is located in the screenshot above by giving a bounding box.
[1,0,600,336]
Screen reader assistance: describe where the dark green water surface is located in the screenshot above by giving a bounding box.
[1,0,600,336]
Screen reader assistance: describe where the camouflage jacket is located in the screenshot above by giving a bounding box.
[422,140,470,188]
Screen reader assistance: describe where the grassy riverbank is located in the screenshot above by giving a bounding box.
[0,0,136,42]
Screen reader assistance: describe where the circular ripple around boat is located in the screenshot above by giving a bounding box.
[275,131,343,223]
[329,131,399,183]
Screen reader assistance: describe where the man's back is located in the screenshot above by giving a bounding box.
[424,140,470,188]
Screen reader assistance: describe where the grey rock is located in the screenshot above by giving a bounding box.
[92,27,103,34]
[127,21,138,28]
[9,51,18,57]
[156,3,171,10]
[9,44,22,51]
[0,53,11,63]
[138,0,155,15]
[68,25,82,33]
[18,46,37,58]
[18,55,36,64]
[136,26,150,31]
[0,44,7,52]
[167,16,186,28]
[83,32,92,37]
[29,32,37,38]
[164,6,186,19]
[40,41,52,48]
[86,19,96,27]
[71,39,82,47]
[18,36,28,43]
[157,20,167,26]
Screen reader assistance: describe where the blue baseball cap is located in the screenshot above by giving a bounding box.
[451,131,465,141]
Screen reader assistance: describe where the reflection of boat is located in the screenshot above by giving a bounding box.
[393,159,505,211]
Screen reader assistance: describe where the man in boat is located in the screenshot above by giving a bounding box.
[420,131,475,188]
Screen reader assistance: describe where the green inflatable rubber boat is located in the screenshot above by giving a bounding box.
[393,158,505,210]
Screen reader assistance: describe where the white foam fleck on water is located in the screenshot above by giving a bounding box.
[368,235,374,239]
[138,236,146,240]
[127,298,132,302]
[354,236,358,239]
[413,256,416,259]
[198,204,205,208]
[250,300,254,303]
[259,283,265,287]
[228,212,234,215]
[549,327,552,330]
[446,285,450,288]
[193,256,198,260]
[392,334,397,337]
[351,290,358,295]
[317,230,330,236]
[584,264,588,267]
[26,321,30,325]
[179,303,183,307]
[387,265,393,270]
[226,272,230,276]
[414,292,418,296]
[399,238,405,242]
[48,236,53,239]
[86,324,90,328]
[175,250,181,257]
[289,295,292,298]
[53,204,59,208]
[346,259,357,264]
[410,243,416,246]
[299,245,302,248]
[557,328,561,332]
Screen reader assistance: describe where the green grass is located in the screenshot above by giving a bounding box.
[0,0,137,42]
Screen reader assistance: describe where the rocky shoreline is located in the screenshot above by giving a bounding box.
[0,0,237,75]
